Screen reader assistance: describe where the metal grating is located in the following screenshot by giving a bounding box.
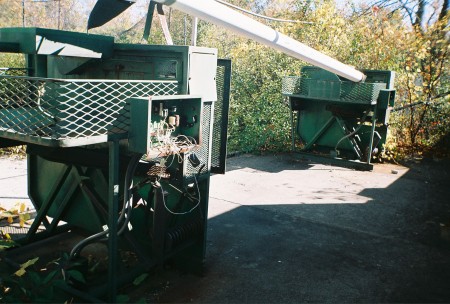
[340,82,386,102]
[186,102,212,180]
[0,76,178,146]
[211,59,231,174]
[282,76,302,95]
[0,222,44,241]
[282,74,386,105]
[212,66,224,168]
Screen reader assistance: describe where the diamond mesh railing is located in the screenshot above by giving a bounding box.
[0,76,178,146]
[282,75,386,105]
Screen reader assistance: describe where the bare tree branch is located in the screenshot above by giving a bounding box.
[413,0,426,32]
[438,0,449,21]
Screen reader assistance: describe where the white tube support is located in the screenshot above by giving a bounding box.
[153,0,366,82]
[191,17,198,46]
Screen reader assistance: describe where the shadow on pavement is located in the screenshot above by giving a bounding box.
[2,154,450,303]
[134,154,450,303]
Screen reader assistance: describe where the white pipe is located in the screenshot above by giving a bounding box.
[153,0,366,82]
[191,17,198,46]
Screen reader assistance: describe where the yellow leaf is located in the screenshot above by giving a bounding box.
[7,217,13,224]
[14,257,40,277]
[20,213,30,223]
[14,268,26,277]
[19,203,25,213]
[21,257,39,267]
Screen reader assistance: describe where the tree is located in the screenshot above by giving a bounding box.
[1,0,448,156]
[364,0,449,154]
[197,0,307,152]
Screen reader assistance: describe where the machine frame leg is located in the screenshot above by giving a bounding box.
[366,106,378,164]
[107,138,120,303]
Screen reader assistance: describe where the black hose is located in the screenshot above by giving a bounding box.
[334,110,370,154]
[69,154,142,259]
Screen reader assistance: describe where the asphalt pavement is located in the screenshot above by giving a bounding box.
[145,154,450,303]
[1,153,450,303]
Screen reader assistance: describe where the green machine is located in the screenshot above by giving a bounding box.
[283,66,396,170]
[0,27,231,301]
[0,0,395,300]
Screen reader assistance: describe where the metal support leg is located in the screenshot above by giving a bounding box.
[290,110,296,152]
[367,107,378,164]
[334,117,363,159]
[153,185,168,262]
[107,138,120,303]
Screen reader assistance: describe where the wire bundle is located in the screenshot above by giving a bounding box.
[147,164,170,179]
[148,121,197,159]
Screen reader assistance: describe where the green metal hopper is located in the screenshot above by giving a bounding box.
[283,66,396,170]
[0,27,231,301]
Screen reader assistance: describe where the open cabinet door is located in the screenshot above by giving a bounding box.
[211,59,231,174]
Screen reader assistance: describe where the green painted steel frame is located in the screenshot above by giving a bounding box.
[107,136,121,303]
[23,137,125,301]
[0,27,114,57]
[285,67,395,171]
[0,26,231,302]
[288,102,378,171]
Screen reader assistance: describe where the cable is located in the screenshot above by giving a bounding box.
[69,154,141,259]
[334,110,370,155]
[148,121,197,160]
[214,0,313,24]
[118,154,141,235]
[155,176,201,216]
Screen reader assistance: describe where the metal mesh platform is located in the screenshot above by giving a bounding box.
[282,75,386,105]
[0,222,44,241]
[0,76,178,147]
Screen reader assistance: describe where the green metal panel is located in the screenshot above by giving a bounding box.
[128,95,203,155]
[27,147,109,233]
[296,102,355,151]
[128,97,151,154]
[0,27,114,58]
[0,42,20,53]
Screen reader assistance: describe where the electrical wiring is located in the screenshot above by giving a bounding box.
[117,154,141,235]
[146,156,201,215]
[147,163,170,179]
[148,121,197,160]
[334,110,370,155]
[70,112,200,258]
[69,154,141,259]
[155,175,201,216]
